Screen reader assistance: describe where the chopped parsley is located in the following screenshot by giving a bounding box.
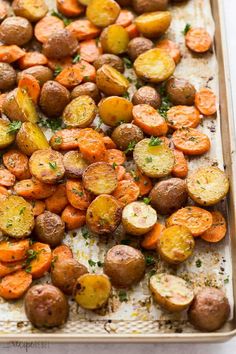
[145,157,152,163]
[123,57,132,69]
[148,269,156,277]
[19,207,26,215]
[81,226,90,240]
[182,23,191,35]
[97,261,103,267]
[23,249,39,271]
[143,197,151,205]
[145,255,155,266]
[49,162,57,170]
[195,259,202,268]
[122,91,130,100]
[7,121,22,134]
[6,220,13,228]
[112,162,117,169]
[54,65,62,77]
[88,259,96,267]
[72,188,83,196]
[158,96,172,119]
[72,54,81,64]
[149,136,162,146]
[124,140,136,154]
[51,10,72,26]
[54,136,62,145]
[118,290,128,302]
[39,116,63,132]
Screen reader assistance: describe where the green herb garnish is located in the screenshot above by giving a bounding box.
[88,259,96,267]
[158,96,172,119]
[145,255,155,266]
[123,57,132,69]
[149,136,162,146]
[124,140,136,154]
[54,136,62,145]
[118,290,128,302]
[182,23,191,35]
[72,54,81,64]
[19,207,26,215]
[54,65,62,77]
[195,259,202,268]
[39,117,63,132]
[143,197,151,205]
[122,91,130,100]
[49,162,57,170]
[7,121,22,134]
[145,157,152,163]
[51,10,72,26]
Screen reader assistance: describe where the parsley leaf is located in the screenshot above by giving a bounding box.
[81,226,90,240]
[145,255,155,266]
[7,121,22,134]
[118,290,128,302]
[143,197,151,205]
[88,259,96,267]
[195,259,202,268]
[39,116,63,132]
[182,23,191,35]
[124,140,136,154]
[123,57,132,69]
[158,96,172,119]
[122,91,130,100]
[72,54,81,64]
[149,136,162,146]
[49,162,57,170]
[51,10,72,26]
[54,136,62,145]
[54,65,62,77]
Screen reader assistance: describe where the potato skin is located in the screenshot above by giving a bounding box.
[39,81,70,118]
[51,259,88,295]
[18,66,53,86]
[132,0,168,13]
[104,245,145,288]
[111,123,144,151]
[188,287,230,331]
[94,54,124,73]
[0,16,33,45]
[71,83,101,103]
[0,63,16,91]
[166,77,196,106]
[63,151,89,178]
[24,284,69,328]
[128,37,154,61]
[42,29,78,59]
[34,211,65,248]
[149,178,188,215]
[132,86,161,109]
[16,122,49,156]
[96,64,130,96]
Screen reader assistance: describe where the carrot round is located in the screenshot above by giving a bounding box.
[102,136,117,149]
[156,39,181,64]
[50,128,81,151]
[167,106,201,130]
[18,52,48,69]
[201,211,227,243]
[55,65,83,88]
[124,169,152,196]
[61,205,86,230]
[0,186,9,201]
[78,128,106,163]
[133,104,168,136]
[45,184,68,214]
[18,74,41,104]
[172,128,211,155]
[195,88,217,116]
[57,0,84,17]
[0,239,30,263]
[34,15,65,43]
[0,260,23,278]
[0,168,15,187]
[0,45,25,63]
[3,149,31,180]
[29,200,46,216]
[80,39,102,63]
[27,242,52,279]
[52,244,73,263]
[75,60,96,82]
[67,19,101,41]
[185,27,212,53]
[47,56,73,71]
[66,179,92,210]
[172,149,188,179]
[116,9,134,27]
[105,149,126,166]
[125,23,139,39]
[0,270,32,300]
[112,179,140,207]
[14,178,56,199]
[115,165,126,181]
[141,223,165,250]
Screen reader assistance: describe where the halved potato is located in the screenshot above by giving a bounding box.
[29,149,65,184]
[63,151,89,178]
[0,119,15,149]
[12,0,48,22]
[86,194,122,234]
[3,88,38,123]
[62,96,97,128]
[133,138,174,178]
[134,48,175,83]
[158,225,195,264]
[96,64,130,96]
[150,273,194,312]
[99,96,133,127]
[83,162,117,195]
[122,201,157,235]
[0,196,34,238]
[187,166,229,206]
[16,122,49,156]
[135,11,172,38]
[74,274,111,310]
[100,24,129,54]
[86,0,120,27]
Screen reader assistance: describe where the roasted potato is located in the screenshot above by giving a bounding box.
[149,178,188,215]
[0,63,16,91]
[187,166,229,206]
[188,287,230,332]
[51,258,88,295]
[0,195,34,238]
[43,29,78,59]
[3,88,38,123]
[104,245,145,288]
[71,82,101,103]
[134,48,175,83]
[39,81,70,118]
[127,37,154,61]
[16,122,49,156]
[100,24,129,55]
[35,211,65,247]
[18,66,53,86]
[74,273,111,310]
[29,149,65,184]
[166,77,196,106]
[133,138,174,178]
[86,194,122,234]
[63,151,89,178]
[135,11,171,38]
[93,54,124,73]
[132,0,168,13]
[122,201,157,235]
[24,284,69,328]
[0,16,33,45]
[12,0,48,22]
[111,123,144,151]
[150,273,194,312]
[0,119,16,149]
[83,162,118,195]
[132,86,161,109]
[158,225,195,264]
[99,96,133,127]
[63,96,97,128]
[96,64,130,96]
[86,0,120,27]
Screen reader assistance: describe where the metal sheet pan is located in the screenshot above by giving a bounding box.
[0,0,235,342]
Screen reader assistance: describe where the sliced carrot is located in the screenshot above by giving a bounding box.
[75,60,96,82]
[166,206,213,237]
[172,128,211,155]
[3,149,31,180]
[67,19,101,41]
[102,136,117,149]
[141,223,166,250]
[18,52,48,70]
[50,128,81,151]
[0,1,8,21]
[14,178,56,199]
[156,39,181,64]
[77,128,106,163]
[27,242,52,279]
[0,186,9,201]
[114,165,126,181]
[195,88,217,116]
[29,200,46,216]
[201,211,227,243]
[0,239,30,263]
[45,184,68,214]
[52,244,73,262]
[124,168,152,196]
[18,74,41,104]
[167,106,201,130]
[0,260,23,278]
[185,27,212,53]
[133,104,168,136]
[55,65,83,88]
[116,9,134,27]
[112,179,140,207]
[0,93,7,114]
[47,56,73,71]
[0,270,32,300]
[61,205,86,230]
[66,179,92,210]
[0,168,15,187]
[0,45,25,63]
[172,149,188,178]
[125,23,139,39]
[34,15,65,43]
[57,0,84,17]
[80,39,102,63]
[105,149,126,166]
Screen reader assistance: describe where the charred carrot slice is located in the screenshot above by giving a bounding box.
[52,244,73,262]
[77,128,106,163]
[47,56,73,71]
[0,168,15,187]
[18,74,41,104]
[29,200,46,216]
[125,168,152,196]
[57,0,84,17]
[50,128,81,151]
[14,178,56,199]
[105,149,126,166]
[0,260,23,278]
[167,106,201,130]
[185,27,212,53]
[3,149,31,180]
[66,179,91,210]
[80,39,102,63]
[172,149,188,178]
[55,65,83,88]
[172,128,211,155]
[195,88,217,116]
[114,165,126,181]
[0,186,9,201]
[45,184,68,214]
[102,136,117,149]
[133,104,168,136]
[27,242,52,279]
[61,205,86,230]
[18,52,48,69]
[141,223,166,250]
[0,239,30,263]
[112,180,140,207]
[34,15,65,43]
[67,19,101,41]
[0,45,25,63]
[125,23,139,39]
[201,211,227,243]
[116,9,134,27]
[0,270,32,300]
[156,39,181,64]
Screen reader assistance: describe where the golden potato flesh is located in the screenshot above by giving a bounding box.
[63,151,89,178]
[96,64,130,96]
[62,96,97,128]
[100,25,129,55]
[0,119,15,149]
[135,11,172,38]
[12,0,48,22]
[16,122,49,156]
[99,96,133,127]
[86,0,120,27]
[134,48,175,83]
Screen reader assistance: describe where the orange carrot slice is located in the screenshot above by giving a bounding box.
[34,15,65,43]
[133,104,168,136]
[18,74,41,104]
[77,128,106,163]
[172,128,211,155]
[116,9,134,27]
[18,52,48,69]
[167,106,201,130]
[80,39,102,63]
[195,88,217,116]
[0,45,25,63]
[66,179,92,210]
[3,149,31,180]
[0,239,30,263]
[141,223,165,250]
[0,168,15,187]
[14,178,56,199]
[185,27,212,53]
[0,270,32,299]
[105,149,126,166]
[201,211,227,243]
[27,242,52,279]
[172,149,188,178]
[52,244,73,262]
[112,179,140,207]
[61,205,86,230]
[45,184,68,214]
[67,19,101,41]
[56,0,84,17]
[156,39,181,64]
